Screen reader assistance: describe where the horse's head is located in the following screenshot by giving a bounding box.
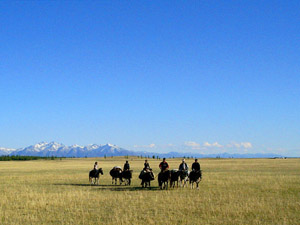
[99,168,104,175]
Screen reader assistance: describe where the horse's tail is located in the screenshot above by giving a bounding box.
[89,171,92,182]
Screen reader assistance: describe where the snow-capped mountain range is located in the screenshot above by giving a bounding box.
[0,142,137,158]
[0,142,283,158]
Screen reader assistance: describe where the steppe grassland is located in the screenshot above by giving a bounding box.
[0,157,299,225]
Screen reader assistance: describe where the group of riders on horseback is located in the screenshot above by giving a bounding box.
[90,158,202,188]
[158,157,201,172]
[157,158,202,188]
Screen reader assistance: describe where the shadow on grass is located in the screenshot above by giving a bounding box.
[54,183,117,187]
[99,186,161,191]
[54,183,161,191]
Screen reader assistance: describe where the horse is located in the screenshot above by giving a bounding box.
[189,170,202,189]
[179,170,189,187]
[139,169,154,188]
[89,168,104,185]
[170,169,180,188]
[110,167,123,185]
[122,170,133,186]
[158,170,171,189]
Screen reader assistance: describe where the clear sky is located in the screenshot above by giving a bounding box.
[1,1,299,156]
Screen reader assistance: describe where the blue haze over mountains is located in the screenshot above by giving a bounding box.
[0,142,282,158]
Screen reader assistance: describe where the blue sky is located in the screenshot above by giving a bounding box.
[0,1,299,156]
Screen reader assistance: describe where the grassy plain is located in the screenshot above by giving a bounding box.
[0,157,299,225]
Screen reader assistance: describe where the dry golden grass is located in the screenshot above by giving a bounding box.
[0,157,299,224]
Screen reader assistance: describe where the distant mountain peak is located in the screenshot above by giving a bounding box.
[106,143,115,147]
[71,144,82,148]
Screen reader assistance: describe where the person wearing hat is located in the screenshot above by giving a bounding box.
[179,158,188,171]
[159,158,169,172]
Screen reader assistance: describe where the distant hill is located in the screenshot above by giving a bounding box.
[0,142,283,158]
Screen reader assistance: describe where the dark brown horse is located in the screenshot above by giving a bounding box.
[122,170,133,186]
[189,170,202,189]
[110,167,123,185]
[158,170,171,189]
[139,170,154,188]
[170,169,180,188]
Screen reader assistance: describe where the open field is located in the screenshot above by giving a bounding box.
[0,157,299,225]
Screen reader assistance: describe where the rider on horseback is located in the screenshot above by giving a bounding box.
[123,160,130,171]
[179,159,188,171]
[192,158,202,179]
[192,159,200,171]
[143,159,151,171]
[93,162,98,171]
[159,158,169,172]
[140,159,154,186]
